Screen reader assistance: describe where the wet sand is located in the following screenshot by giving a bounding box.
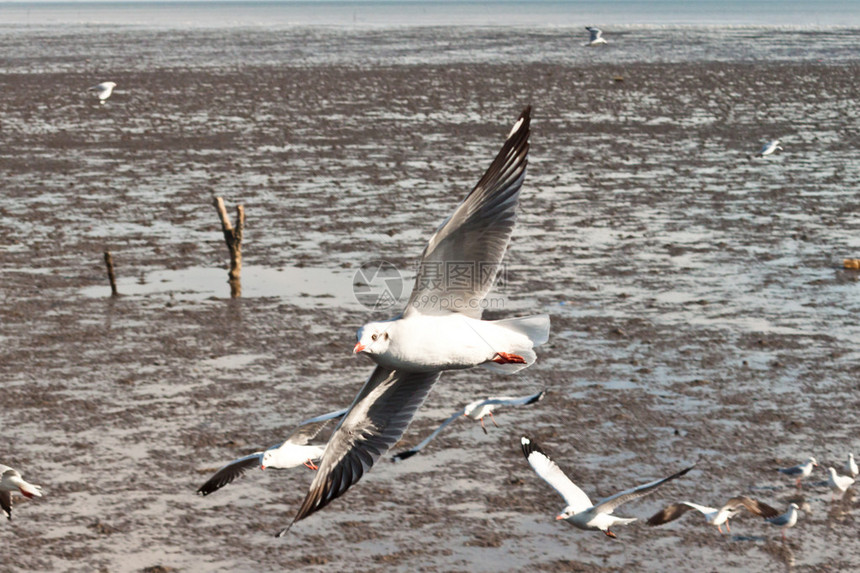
[1,28,859,572]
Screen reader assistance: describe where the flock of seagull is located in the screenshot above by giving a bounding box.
[0,77,847,557]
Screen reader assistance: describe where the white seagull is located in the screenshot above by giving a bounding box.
[753,139,783,158]
[353,107,549,375]
[88,81,117,104]
[521,436,693,538]
[646,496,779,533]
[584,26,608,47]
[280,107,539,536]
[777,457,817,488]
[826,467,855,498]
[766,503,800,540]
[391,390,545,461]
[845,453,858,478]
[196,408,348,496]
[1,465,43,520]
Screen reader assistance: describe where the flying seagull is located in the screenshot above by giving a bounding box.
[646,496,779,533]
[752,139,783,159]
[584,27,608,47]
[280,107,539,536]
[521,436,693,538]
[391,390,546,461]
[196,408,348,496]
[353,106,549,375]
[89,81,116,104]
[777,457,817,488]
[766,503,800,540]
[1,464,43,520]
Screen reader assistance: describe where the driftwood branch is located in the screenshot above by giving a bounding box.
[213,197,245,298]
[103,250,118,297]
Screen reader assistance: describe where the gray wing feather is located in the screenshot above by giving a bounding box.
[404,107,531,318]
[594,465,694,514]
[285,408,350,445]
[0,491,11,520]
[278,366,442,535]
[646,502,700,526]
[196,453,263,496]
[478,390,546,408]
[391,408,466,461]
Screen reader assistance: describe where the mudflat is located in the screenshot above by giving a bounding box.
[1,28,859,572]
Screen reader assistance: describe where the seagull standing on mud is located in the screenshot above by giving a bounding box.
[195,408,348,496]
[584,26,608,47]
[521,437,693,538]
[391,390,546,461]
[766,503,800,540]
[826,467,855,499]
[777,457,817,488]
[279,107,544,536]
[88,81,116,104]
[845,453,858,478]
[646,496,779,533]
[1,464,43,520]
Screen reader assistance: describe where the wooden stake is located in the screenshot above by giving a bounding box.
[104,250,119,297]
[213,197,245,298]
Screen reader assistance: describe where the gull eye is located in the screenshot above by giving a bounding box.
[383,332,389,341]
[371,334,378,341]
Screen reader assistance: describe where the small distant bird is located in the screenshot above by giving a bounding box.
[196,408,348,496]
[752,139,783,158]
[584,26,608,47]
[777,457,817,488]
[0,465,43,520]
[826,467,855,498]
[845,453,858,478]
[391,390,545,461]
[646,496,780,533]
[521,436,693,538]
[88,81,116,104]
[766,503,800,540]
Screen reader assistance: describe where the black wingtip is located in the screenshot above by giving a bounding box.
[275,522,294,538]
[391,449,418,463]
[521,435,545,459]
[525,390,547,405]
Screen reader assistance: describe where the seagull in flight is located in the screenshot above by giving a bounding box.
[584,27,608,47]
[391,390,546,461]
[1,464,43,520]
[646,496,779,533]
[752,139,783,159]
[521,436,693,538]
[196,408,347,496]
[279,107,541,536]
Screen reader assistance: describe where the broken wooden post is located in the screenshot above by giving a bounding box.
[213,197,245,298]
[103,250,119,297]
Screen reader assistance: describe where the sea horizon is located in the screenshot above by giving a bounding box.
[1,0,859,29]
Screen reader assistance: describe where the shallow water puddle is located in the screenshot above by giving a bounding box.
[80,265,365,307]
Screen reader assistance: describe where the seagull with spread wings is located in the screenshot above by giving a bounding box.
[646,496,779,533]
[279,107,541,536]
[353,107,549,374]
[391,390,545,461]
[196,408,347,496]
[521,437,693,538]
[1,464,43,521]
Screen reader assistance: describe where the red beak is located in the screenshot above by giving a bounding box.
[353,342,366,353]
[260,466,266,471]
[555,514,565,521]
